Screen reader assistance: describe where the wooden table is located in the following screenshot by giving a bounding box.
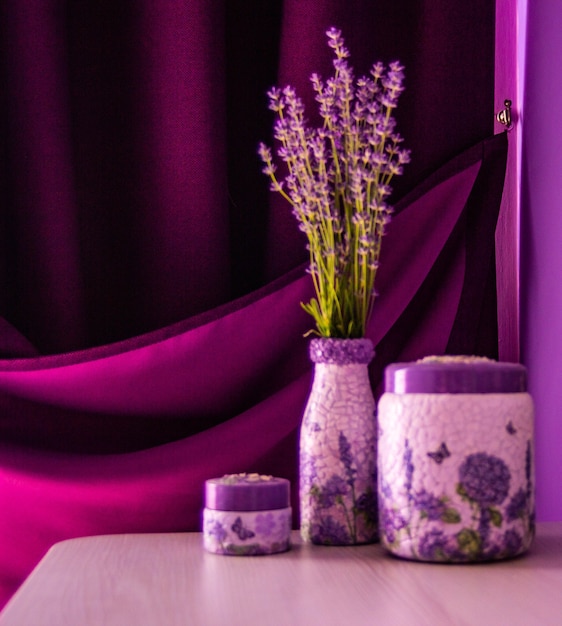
[1,523,562,625]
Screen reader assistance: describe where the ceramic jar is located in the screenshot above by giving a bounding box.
[203,473,292,556]
[377,355,535,562]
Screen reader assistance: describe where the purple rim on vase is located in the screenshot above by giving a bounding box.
[309,337,375,365]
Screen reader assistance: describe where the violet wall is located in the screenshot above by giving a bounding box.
[520,0,562,521]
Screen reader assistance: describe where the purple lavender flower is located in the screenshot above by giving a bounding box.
[525,440,532,496]
[379,477,393,499]
[311,516,351,545]
[506,488,528,521]
[458,453,511,506]
[482,544,502,560]
[338,432,357,486]
[418,529,452,561]
[503,529,523,555]
[403,439,414,499]
[355,489,378,526]
[326,27,350,59]
[316,474,349,508]
[379,506,407,544]
[258,27,409,338]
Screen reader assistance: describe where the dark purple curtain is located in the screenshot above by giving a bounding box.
[0,0,494,353]
[0,0,499,610]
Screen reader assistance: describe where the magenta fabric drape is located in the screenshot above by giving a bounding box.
[0,0,500,609]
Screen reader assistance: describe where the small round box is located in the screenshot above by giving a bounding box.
[203,473,292,556]
[377,356,535,563]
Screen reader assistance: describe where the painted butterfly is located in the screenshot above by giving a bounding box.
[231,517,255,541]
[427,442,451,464]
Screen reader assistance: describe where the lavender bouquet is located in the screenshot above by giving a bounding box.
[259,28,410,338]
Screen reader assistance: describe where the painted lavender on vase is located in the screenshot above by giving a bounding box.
[259,28,409,544]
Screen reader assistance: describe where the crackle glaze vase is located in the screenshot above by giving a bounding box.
[377,356,535,563]
[299,337,378,545]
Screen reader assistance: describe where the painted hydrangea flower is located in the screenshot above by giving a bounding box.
[259,27,410,338]
[418,529,452,561]
[255,513,276,537]
[206,519,227,543]
[414,489,446,521]
[503,529,523,555]
[458,453,511,506]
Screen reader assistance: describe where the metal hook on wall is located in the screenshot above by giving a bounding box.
[496,99,513,130]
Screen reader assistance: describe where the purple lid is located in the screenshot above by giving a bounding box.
[205,474,291,511]
[384,356,527,394]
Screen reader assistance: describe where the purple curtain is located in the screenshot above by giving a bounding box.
[0,0,494,353]
[0,0,499,609]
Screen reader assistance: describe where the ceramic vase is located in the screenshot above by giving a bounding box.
[299,337,378,545]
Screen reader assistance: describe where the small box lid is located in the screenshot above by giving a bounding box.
[384,356,527,394]
[205,473,291,511]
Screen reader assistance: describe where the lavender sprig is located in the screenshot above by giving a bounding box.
[259,27,410,338]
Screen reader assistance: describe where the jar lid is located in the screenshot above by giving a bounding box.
[205,473,291,511]
[384,356,527,394]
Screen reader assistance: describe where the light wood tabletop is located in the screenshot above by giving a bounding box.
[1,523,561,625]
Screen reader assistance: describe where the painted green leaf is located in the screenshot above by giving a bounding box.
[456,483,470,501]
[441,508,462,524]
[456,528,482,556]
[310,485,321,499]
[489,507,503,528]
[226,543,262,556]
